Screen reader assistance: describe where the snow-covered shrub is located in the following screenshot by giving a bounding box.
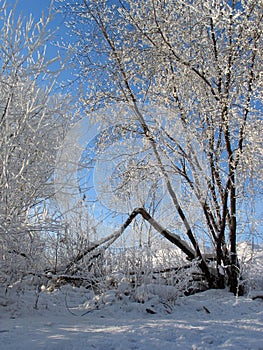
[237,243,263,293]
[83,243,209,307]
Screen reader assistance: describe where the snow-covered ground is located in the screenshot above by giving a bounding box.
[1,285,263,350]
[1,243,263,350]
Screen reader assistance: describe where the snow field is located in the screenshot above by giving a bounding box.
[1,285,263,350]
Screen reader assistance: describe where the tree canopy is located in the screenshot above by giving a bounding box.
[60,0,263,294]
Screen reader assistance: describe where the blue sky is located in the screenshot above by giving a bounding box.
[4,0,77,87]
[7,0,56,20]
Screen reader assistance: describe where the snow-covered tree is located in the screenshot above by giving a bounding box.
[0,2,72,281]
[61,0,262,294]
